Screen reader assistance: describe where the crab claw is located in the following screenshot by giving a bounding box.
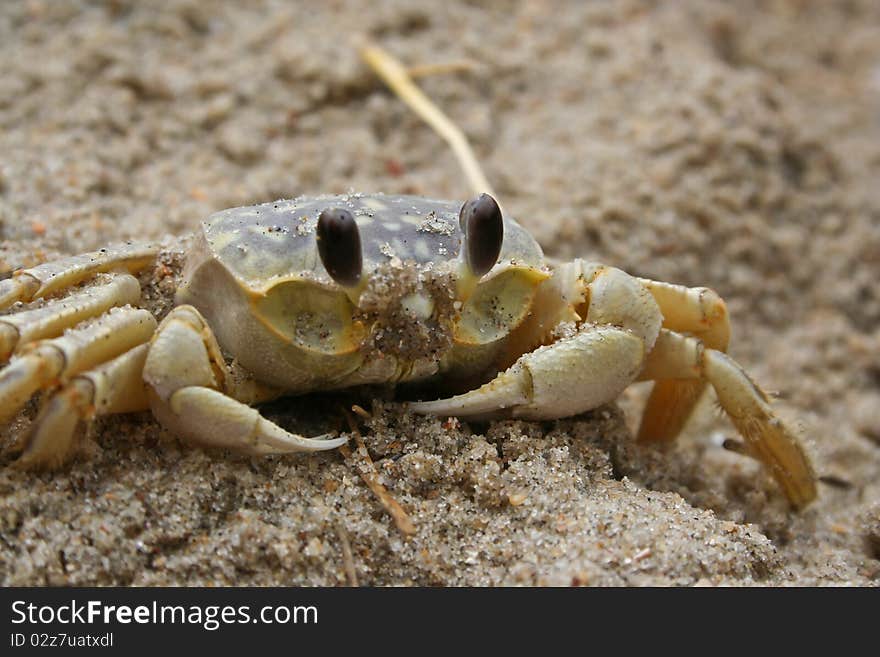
[145,305,348,456]
[159,386,348,455]
[411,325,644,420]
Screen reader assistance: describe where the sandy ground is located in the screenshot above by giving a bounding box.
[0,0,879,586]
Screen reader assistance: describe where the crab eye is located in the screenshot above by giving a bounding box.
[459,193,503,278]
[317,208,363,287]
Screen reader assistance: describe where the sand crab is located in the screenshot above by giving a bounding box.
[0,192,816,508]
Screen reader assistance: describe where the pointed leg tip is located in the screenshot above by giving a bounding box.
[319,434,350,450]
[782,476,819,511]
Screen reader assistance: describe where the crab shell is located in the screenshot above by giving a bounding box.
[176,194,550,392]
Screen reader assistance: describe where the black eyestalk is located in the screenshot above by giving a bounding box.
[459,193,504,278]
[317,208,363,288]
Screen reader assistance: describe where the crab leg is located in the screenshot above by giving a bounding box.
[0,306,157,424]
[411,324,646,420]
[18,343,150,468]
[636,279,731,349]
[413,262,660,419]
[144,306,347,455]
[638,328,816,508]
[0,273,141,363]
[635,279,731,444]
[0,242,158,309]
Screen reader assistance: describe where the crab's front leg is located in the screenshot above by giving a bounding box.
[411,264,659,420]
[144,305,347,455]
[412,325,646,420]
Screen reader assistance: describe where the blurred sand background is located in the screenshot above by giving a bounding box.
[0,0,878,585]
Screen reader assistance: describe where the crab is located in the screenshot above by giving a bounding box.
[0,191,816,508]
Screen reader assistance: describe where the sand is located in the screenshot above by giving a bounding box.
[0,0,878,586]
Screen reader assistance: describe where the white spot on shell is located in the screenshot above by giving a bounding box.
[363,198,389,211]
[414,240,430,259]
